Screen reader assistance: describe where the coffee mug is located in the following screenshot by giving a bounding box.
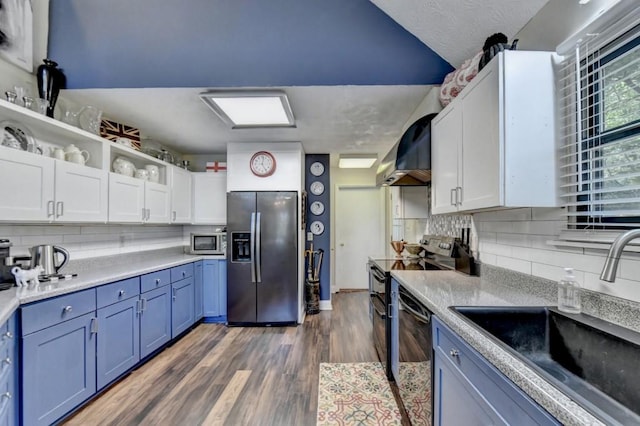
[66,150,90,165]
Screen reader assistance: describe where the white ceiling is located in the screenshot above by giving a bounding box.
[369,0,550,68]
[58,1,551,162]
[61,85,432,158]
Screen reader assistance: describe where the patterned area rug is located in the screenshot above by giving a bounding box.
[317,362,402,426]
[396,362,431,425]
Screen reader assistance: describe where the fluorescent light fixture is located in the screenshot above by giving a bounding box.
[578,0,591,4]
[338,154,378,169]
[199,90,295,128]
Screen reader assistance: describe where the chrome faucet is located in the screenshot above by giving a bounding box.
[600,229,640,282]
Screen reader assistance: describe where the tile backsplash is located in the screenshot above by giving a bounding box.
[0,224,186,260]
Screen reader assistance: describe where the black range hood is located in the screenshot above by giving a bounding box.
[376,113,437,186]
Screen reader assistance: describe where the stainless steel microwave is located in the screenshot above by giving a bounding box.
[189,233,226,255]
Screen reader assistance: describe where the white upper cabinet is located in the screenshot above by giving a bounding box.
[192,172,227,225]
[145,181,171,224]
[54,161,108,222]
[108,173,146,223]
[431,51,558,215]
[0,147,55,221]
[391,186,430,219]
[170,167,192,224]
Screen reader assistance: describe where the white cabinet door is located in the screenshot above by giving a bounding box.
[170,167,192,224]
[54,162,108,223]
[108,173,145,223]
[401,187,429,218]
[390,187,403,219]
[461,65,501,211]
[192,173,227,224]
[0,147,55,221]
[431,105,462,215]
[145,181,170,224]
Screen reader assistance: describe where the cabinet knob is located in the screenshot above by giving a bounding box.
[450,348,460,357]
[119,289,126,297]
[182,271,186,277]
[2,357,10,366]
[63,305,73,313]
[155,278,161,285]
[1,392,10,400]
[2,331,12,340]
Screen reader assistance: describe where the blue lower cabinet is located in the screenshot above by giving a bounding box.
[171,277,195,337]
[140,285,172,359]
[203,260,227,322]
[22,312,97,426]
[432,316,559,426]
[0,314,17,426]
[96,298,140,390]
[195,261,204,320]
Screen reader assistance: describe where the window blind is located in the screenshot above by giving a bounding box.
[558,8,640,234]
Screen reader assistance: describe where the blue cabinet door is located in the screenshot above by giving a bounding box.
[96,297,140,390]
[22,313,97,426]
[195,261,204,320]
[203,260,227,322]
[140,285,172,359]
[171,277,195,337]
[0,313,17,426]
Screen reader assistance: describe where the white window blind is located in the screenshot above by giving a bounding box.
[558,6,640,235]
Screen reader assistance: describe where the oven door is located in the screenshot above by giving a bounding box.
[396,285,433,425]
[368,262,387,298]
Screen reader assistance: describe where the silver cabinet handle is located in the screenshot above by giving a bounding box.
[119,289,126,297]
[56,201,63,218]
[450,348,460,357]
[142,207,146,222]
[63,305,73,313]
[172,211,177,222]
[90,317,98,334]
[450,188,457,206]
[141,297,147,312]
[456,187,462,206]
[136,299,141,315]
[172,287,176,301]
[2,331,12,340]
[182,271,186,277]
[146,208,151,220]
[2,358,11,366]
[47,200,55,218]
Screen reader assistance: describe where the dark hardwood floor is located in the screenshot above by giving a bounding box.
[64,291,408,426]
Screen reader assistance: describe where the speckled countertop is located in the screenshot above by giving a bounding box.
[0,248,225,325]
[391,269,605,426]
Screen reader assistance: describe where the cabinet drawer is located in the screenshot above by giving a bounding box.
[21,288,96,335]
[141,269,171,293]
[170,263,194,283]
[97,277,140,308]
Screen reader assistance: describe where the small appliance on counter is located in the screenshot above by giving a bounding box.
[0,239,15,290]
[189,232,226,255]
[13,244,77,283]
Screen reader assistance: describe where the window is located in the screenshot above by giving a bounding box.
[559,9,640,235]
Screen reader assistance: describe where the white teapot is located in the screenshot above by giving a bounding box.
[112,156,135,177]
[64,144,90,165]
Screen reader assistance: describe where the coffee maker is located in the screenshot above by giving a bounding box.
[0,239,15,289]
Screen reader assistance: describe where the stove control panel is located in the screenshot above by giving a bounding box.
[420,234,455,257]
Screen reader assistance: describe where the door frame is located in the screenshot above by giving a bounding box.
[332,184,386,293]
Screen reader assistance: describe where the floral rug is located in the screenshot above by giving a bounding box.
[396,362,431,425]
[317,362,402,426]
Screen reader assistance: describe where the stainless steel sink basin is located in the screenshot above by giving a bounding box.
[451,306,640,425]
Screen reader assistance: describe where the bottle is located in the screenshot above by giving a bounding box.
[558,268,581,314]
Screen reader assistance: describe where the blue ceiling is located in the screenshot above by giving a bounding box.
[48,0,453,89]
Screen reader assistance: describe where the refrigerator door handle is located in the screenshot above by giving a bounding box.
[250,212,256,283]
[256,212,262,283]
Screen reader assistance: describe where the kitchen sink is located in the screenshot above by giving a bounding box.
[450,306,640,425]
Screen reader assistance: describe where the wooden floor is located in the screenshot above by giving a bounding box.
[64,291,408,425]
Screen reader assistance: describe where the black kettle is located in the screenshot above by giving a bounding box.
[478,39,519,72]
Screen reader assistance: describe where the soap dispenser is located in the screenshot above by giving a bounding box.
[558,268,581,314]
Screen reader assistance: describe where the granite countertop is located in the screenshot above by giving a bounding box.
[0,249,226,325]
[391,269,605,426]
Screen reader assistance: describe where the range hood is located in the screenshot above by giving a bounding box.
[376,113,438,186]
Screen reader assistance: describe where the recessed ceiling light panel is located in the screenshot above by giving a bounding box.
[338,154,378,169]
[199,90,295,129]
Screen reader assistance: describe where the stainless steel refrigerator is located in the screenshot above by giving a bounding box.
[226,191,298,325]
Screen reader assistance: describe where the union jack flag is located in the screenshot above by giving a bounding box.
[100,118,141,151]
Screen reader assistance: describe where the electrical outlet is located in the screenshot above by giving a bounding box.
[307,232,313,242]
